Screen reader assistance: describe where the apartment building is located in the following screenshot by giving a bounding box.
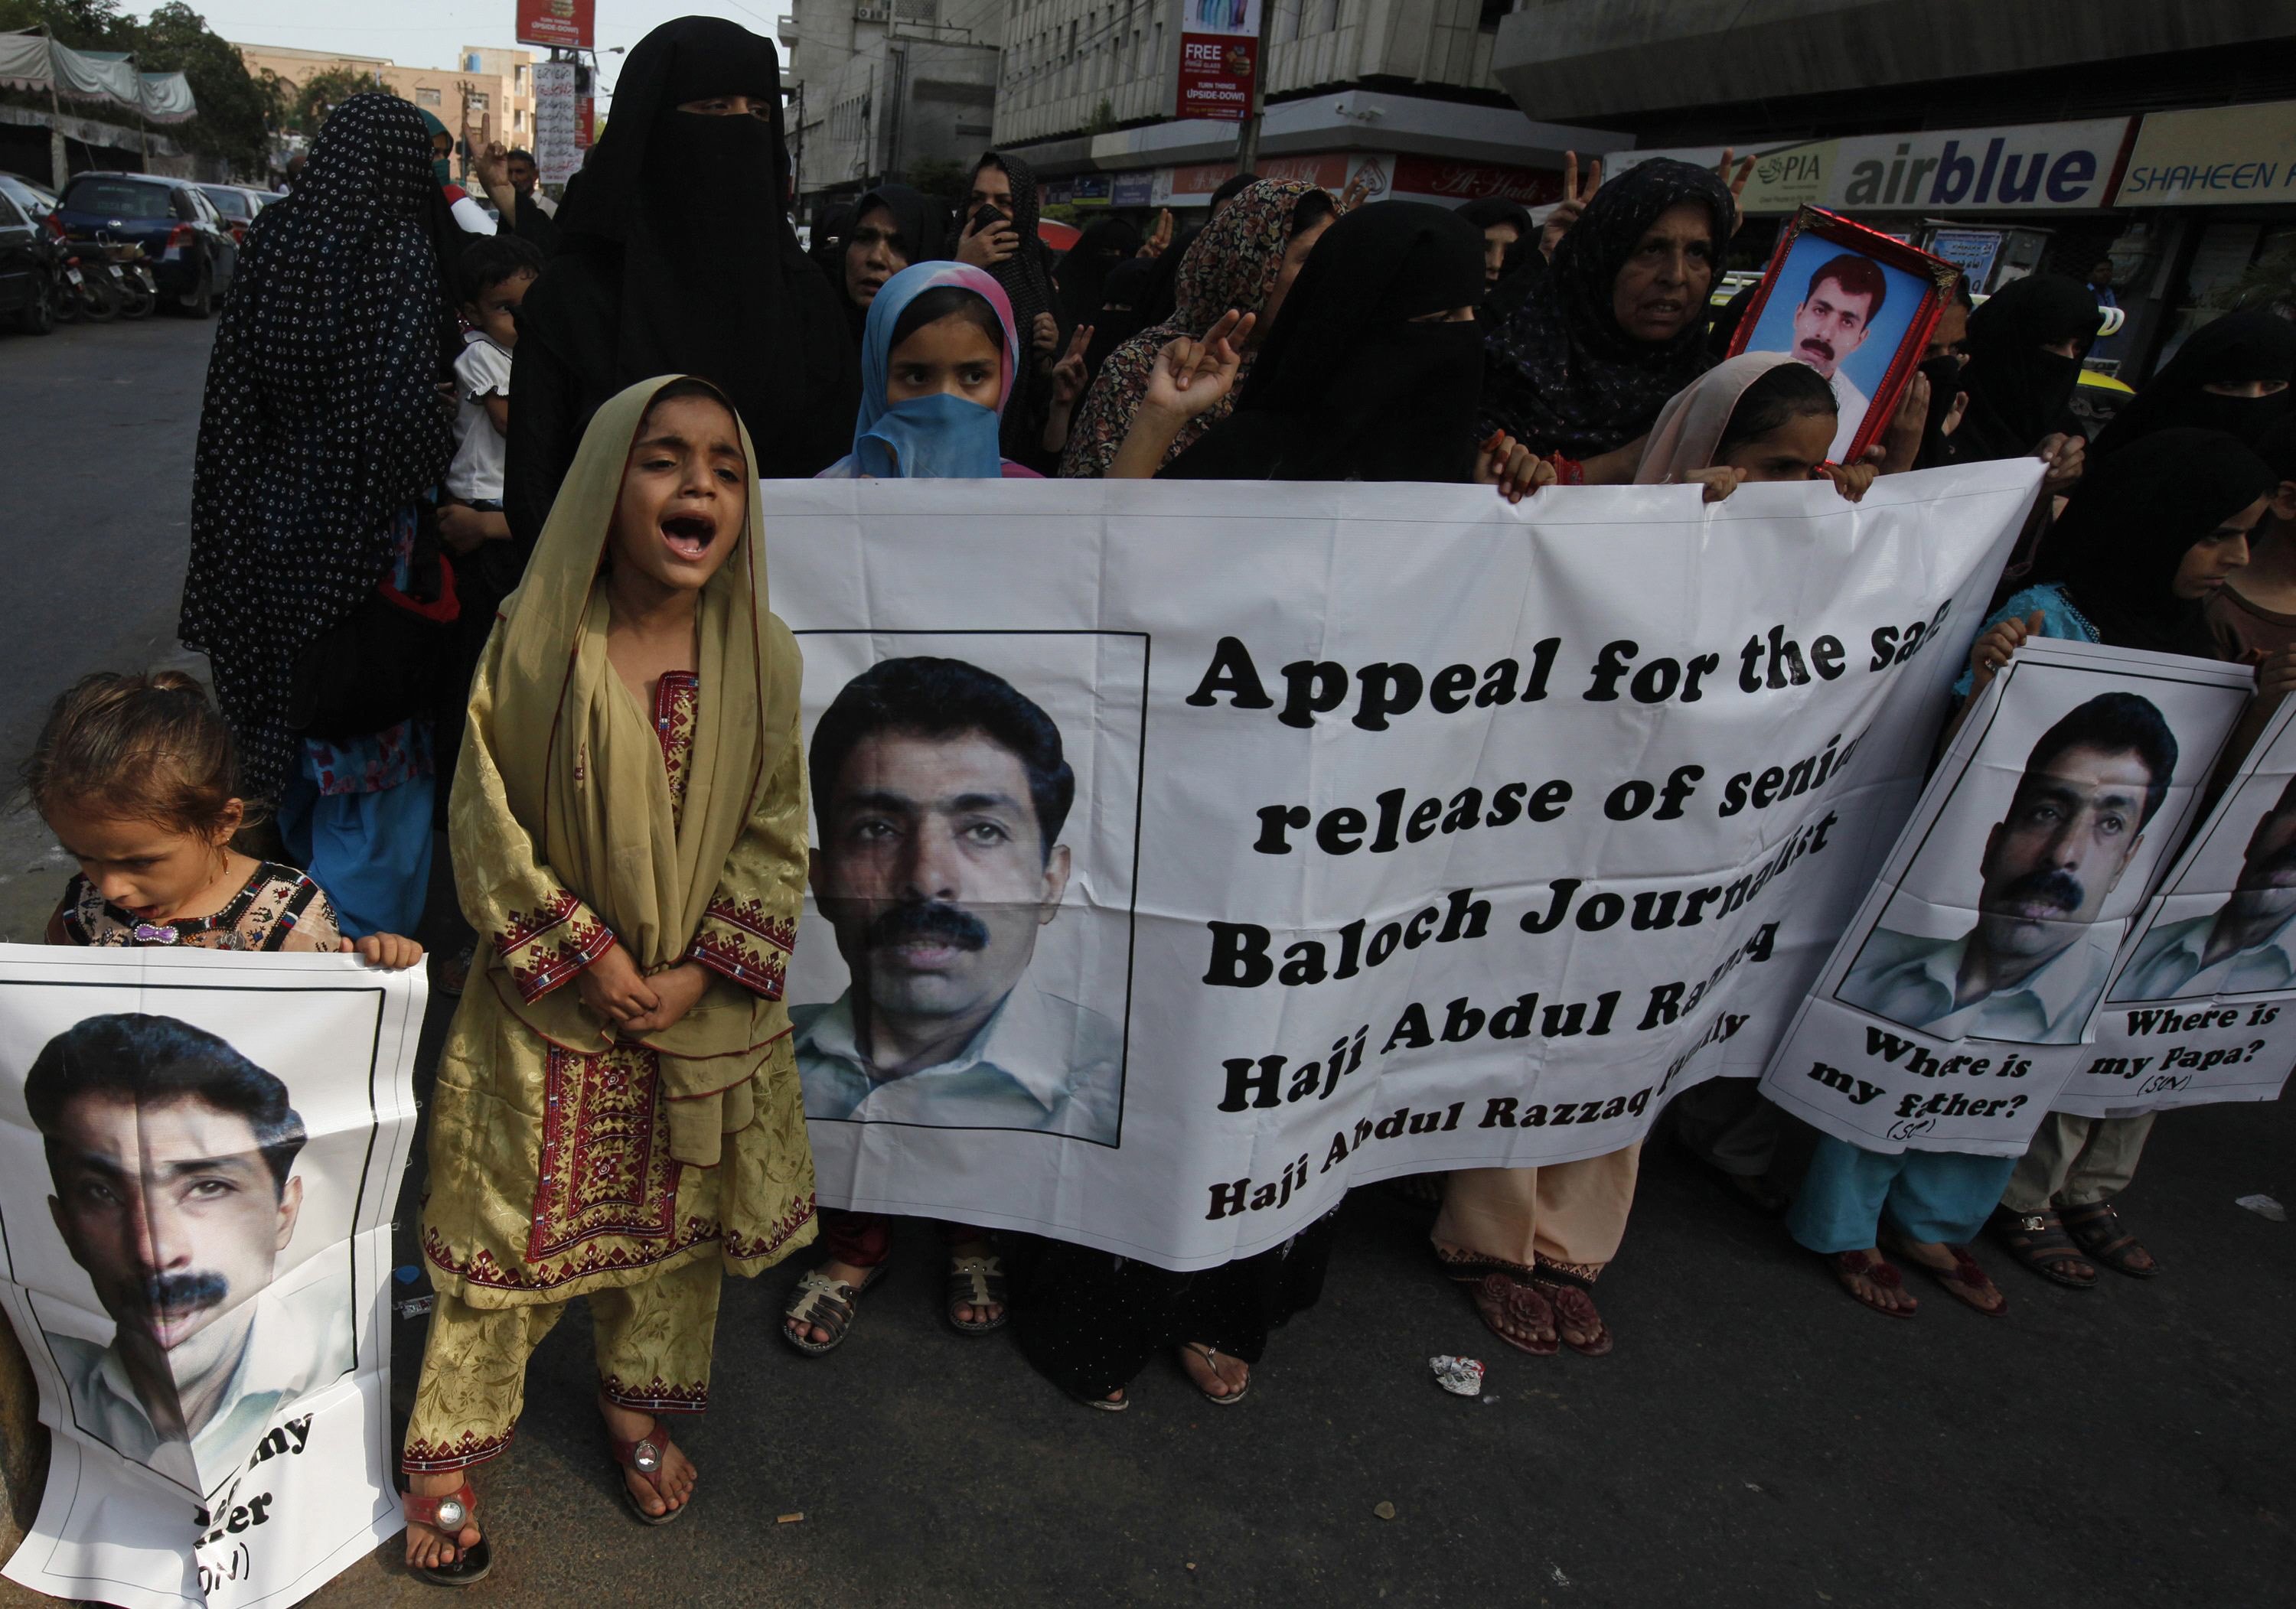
[784,0,1006,209]
[982,0,1619,216]
[235,41,539,151]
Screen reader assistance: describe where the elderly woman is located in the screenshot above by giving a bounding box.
[1476,158,1739,481]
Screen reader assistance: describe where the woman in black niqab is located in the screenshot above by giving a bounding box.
[1934,272,2097,465]
[2025,427,2278,657]
[1056,216,1143,334]
[1162,201,1489,482]
[502,17,857,550]
[968,151,1068,466]
[2092,311,2296,459]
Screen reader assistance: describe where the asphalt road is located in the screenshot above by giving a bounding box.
[0,316,2291,1608]
[0,311,210,940]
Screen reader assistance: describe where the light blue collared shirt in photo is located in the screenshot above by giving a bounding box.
[1841,922,2119,1044]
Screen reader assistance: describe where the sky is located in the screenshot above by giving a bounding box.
[178,2,789,109]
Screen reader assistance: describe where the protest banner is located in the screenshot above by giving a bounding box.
[532,62,579,187]
[0,946,423,1609]
[1759,638,2252,1156]
[2054,697,2296,1118]
[765,463,2040,1269]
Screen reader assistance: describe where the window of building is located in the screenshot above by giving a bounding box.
[416,86,442,106]
[468,90,490,110]
[1478,0,1512,30]
[516,65,529,93]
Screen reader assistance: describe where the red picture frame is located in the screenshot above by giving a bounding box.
[1725,206,1959,465]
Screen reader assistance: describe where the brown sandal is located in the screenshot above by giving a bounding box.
[2060,1200,2159,1278]
[1466,1272,1558,1357]
[608,1415,686,1526]
[1529,1273,1614,1356]
[405,1484,491,1587]
[1830,1249,1916,1318]
[781,1264,883,1356]
[1886,1235,2007,1316]
[1986,1206,2099,1288]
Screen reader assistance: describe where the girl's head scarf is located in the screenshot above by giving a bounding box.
[477,374,800,1153]
[547,16,856,477]
[1058,179,1320,478]
[1477,158,1737,459]
[1634,353,1799,484]
[1166,200,1488,483]
[180,92,454,800]
[841,261,1019,478]
[2093,311,2296,458]
[2027,427,2278,657]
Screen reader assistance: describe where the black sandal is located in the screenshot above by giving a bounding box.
[405,1483,492,1588]
[1986,1206,2098,1288]
[2060,1200,2159,1278]
[945,1252,1009,1334]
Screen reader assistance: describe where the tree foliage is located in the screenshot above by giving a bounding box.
[279,65,395,137]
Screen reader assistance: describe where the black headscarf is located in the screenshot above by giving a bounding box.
[1165,202,1487,483]
[2093,311,2296,458]
[1084,256,1157,376]
[1477,158,1737,460]
[2027,428,2278,657]
[810,198,855,282]
[1456,197,1535,288]
[973,151,1066,463]
[1941,273,2097,464]
[535,17,855,477]
[834,184,954,340]
[1057,217,1142,332]
[180,93,455,799]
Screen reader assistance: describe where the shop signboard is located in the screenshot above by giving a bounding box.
[515,0,593,51]
[2117,100,2296,207]
[1176,0,1260,122]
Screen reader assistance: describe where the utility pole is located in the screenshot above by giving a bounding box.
[1233,0,1277,176]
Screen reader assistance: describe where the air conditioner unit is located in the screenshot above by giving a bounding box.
[855,6,889,20]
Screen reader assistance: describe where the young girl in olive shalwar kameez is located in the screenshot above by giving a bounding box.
[400,376,817,1585]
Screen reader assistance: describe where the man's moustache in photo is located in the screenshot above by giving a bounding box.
[866,900,990,953]
[130,1269,228,1331]
[1798,337,1836,363]
[1988,867,2085,917]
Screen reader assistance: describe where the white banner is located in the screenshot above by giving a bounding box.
[2054,696,2296,1116]
[0,947,423,1609]
[766,464,2039,1269]
[1759,638,2252,1155]
[532,62,579,187]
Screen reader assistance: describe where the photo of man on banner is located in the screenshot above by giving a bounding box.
[2112,772,2296,1002]
[795,656,1124,1143]
[1841,692,2180,1044]
[23,1012,353,1493]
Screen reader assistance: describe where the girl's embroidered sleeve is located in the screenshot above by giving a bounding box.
[687,701,804,998]
[451,629,617,1002]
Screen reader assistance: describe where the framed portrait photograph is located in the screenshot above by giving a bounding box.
[1727,205,1958,466]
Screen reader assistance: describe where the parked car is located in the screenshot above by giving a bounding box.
[0,171,60,226]
[197,182,272,246]
[0,184,55,334]
[51,171,236,318]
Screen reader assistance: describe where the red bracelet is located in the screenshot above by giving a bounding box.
[1547,453,1586,486]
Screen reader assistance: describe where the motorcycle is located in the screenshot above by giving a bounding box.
[92,232,158,320]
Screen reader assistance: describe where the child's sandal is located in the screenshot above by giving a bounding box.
[405,1484,491,1588]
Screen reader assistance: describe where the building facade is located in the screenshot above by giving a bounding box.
[1488,1,2296,378]
[234,42,539,154]
[785,0,1005,209]
[980,0,1622,220]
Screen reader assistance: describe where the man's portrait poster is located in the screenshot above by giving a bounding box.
[787,631,1146,1146]
[1835,656,2239,1047]
[1730,207,1952,464]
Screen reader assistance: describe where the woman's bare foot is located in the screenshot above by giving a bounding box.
[948,1237,1003,1327]
[784,1256,874,1347]
[1177,1342,1248,1399]
[404,1468,480,1571]
[599,1396,696,1519]
[1834,1248,1919,1316]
